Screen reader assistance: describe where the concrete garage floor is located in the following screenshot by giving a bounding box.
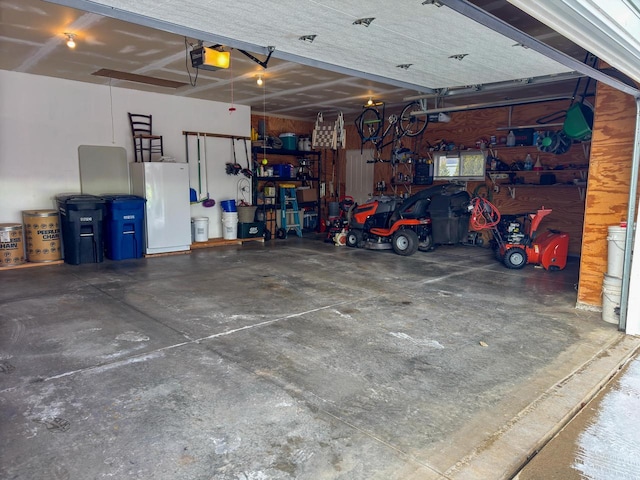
[1,237,639,480]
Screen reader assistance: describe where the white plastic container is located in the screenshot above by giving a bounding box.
[602,274,622,325]
[193,217,209,242]
[607,225,626,278]
[222,212,238,240]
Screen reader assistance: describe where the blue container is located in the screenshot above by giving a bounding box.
[220,199,237,212]
[272,164,292,178]
[102,195,146,260]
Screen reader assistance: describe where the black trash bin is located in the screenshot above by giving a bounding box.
[102,195,146,260]
[56,194,106,265]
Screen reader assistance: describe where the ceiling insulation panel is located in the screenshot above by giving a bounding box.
[53,0,573,91]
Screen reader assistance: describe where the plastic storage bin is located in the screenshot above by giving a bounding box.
[279,133,297,150]
[272,164,292,178]
[56,194,106,265]
[237,222,265,238]
[103,195,146,260]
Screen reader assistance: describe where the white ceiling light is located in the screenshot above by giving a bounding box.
[256,74,263,86]
[65,33,76,49]
[508,0,640,84]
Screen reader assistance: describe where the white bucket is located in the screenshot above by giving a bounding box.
[193,217,209,242]
[606,225,626,278]
[602,274,622,325]
[222,212,238,240]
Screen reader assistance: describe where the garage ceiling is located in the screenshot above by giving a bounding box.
[1,0,601,120]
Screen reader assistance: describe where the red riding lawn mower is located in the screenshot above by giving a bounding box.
[469,197,569,270]
[346,184,470,256]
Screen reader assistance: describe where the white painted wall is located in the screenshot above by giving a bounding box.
[0,70,250,239]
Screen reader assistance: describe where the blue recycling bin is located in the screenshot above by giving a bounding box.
[103,195,146,260]
[56,194,107,265]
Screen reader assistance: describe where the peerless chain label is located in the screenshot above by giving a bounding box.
[37,227,59,240]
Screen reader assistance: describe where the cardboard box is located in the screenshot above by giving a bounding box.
[296,188,318,203]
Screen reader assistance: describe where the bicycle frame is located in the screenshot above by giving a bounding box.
[355,101,429,159]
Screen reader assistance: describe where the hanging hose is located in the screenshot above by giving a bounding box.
[470,196,501,231]
[472,183,493,202]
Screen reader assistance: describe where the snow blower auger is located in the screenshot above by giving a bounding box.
[469,197,569,270]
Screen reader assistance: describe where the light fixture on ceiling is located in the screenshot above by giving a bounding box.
[299,34,317,43]
[256,74,263,86]
[364,97,383,107]
[353,17,375,27]
[65,33,76,49]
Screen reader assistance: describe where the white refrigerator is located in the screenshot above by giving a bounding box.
[130,162,191,254]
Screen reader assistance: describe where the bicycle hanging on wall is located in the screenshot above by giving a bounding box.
[354,100,429,161]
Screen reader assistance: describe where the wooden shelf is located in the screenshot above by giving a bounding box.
[256,177,319,181]
[487,169,586,174]
[190,237,264,249]
[252,147,320,157]
[504,183,586,200]
[1,260,64,270]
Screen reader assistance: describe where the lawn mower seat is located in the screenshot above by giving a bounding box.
[386,186,439,225]
[399,198,431,219]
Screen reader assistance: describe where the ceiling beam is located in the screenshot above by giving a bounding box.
[412,94,573,115]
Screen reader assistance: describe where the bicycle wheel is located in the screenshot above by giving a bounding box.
[399,101,428,137]
[357,107,382,141]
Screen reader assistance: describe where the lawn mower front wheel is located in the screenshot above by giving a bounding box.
[392,229,419,256]
[346,229,363,248]
[504,247,528,269]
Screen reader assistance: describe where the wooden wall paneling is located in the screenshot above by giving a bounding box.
[577,80,638,307]
[490,185,585,255]
[373,101,590,255]
[251,116,314,140]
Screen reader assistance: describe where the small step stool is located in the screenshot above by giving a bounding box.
[279,185,302,238]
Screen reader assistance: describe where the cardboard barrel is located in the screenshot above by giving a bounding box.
[0,223,26,267]
[22,210,62,262]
